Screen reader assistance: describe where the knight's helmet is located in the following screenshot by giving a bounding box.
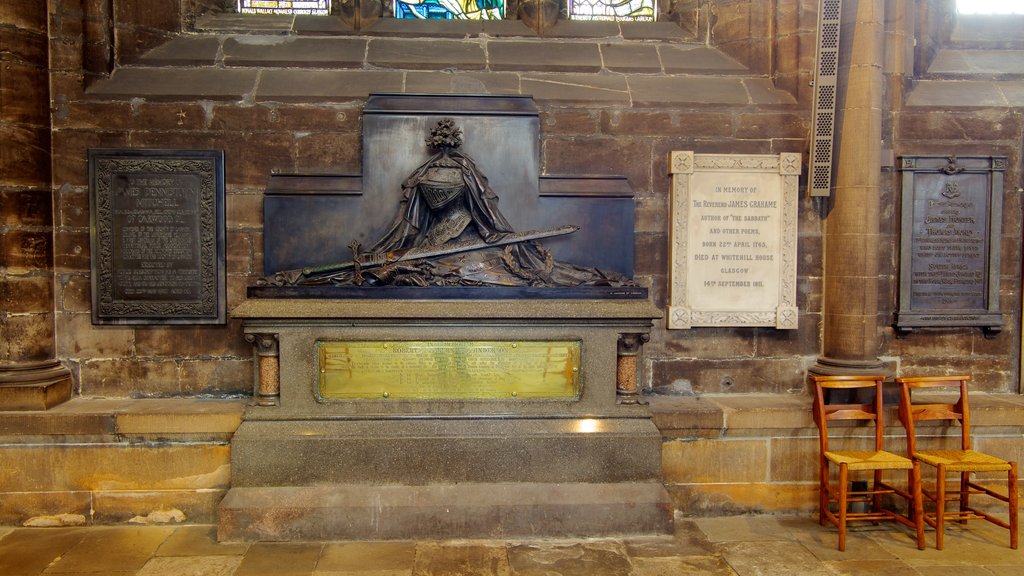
[419,119,474,246]
[419,152,466,211]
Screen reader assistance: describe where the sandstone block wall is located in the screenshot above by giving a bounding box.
[7,0,1022,400]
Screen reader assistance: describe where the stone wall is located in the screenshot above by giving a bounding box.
[1,1,57,367]
[3,0,1024,524]
[21,1,1024,400]
[653,393,1024,515]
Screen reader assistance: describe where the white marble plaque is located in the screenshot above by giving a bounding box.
[668,152,800,329]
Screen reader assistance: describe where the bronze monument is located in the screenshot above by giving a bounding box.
[262,118,631,290]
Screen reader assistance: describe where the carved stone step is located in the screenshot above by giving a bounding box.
[229,417,663,486]
[217,482,673,541]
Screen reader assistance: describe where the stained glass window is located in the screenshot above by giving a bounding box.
[394,0,505,20]
[237,1,329,15]
[568,0,656,21]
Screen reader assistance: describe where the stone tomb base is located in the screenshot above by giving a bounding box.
[220,298,671,541]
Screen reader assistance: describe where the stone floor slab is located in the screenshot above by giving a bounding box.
[42,526,174,573]
[2,515,1022,575]
[234,542,323,576]
[719,541,833,576]
[623,520,717,557]
[136,556,242,576]
[0,528,88,576]
[318,541,416,571]
[630,555,737,576]
[785,518,902,561]
[506,541,631,576]
[154,525,249,557]
[695,516,795,543]
[820,559,922,576]
[313,565,409,569]
[412,542,510,576]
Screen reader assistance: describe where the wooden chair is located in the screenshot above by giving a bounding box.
[812,375,925,551]
[896,375,1018,550]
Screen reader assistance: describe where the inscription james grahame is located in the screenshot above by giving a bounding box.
[90,150,225,324]
[689,185,779,295]
[668,152,800,329]
[897,156,1005,334]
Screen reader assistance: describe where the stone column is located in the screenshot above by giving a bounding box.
[0,1,73,409]
[813,0,886,375]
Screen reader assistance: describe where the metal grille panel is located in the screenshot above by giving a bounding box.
[809,0,842,197]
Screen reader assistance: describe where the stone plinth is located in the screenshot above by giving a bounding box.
[221,298,671,541]
[219,482,672,541]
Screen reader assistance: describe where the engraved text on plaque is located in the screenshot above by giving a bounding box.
[90,149,225,324]
[318,340,581,399]
[897,155,1004,334]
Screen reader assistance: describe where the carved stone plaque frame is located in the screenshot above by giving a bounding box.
[89,149,225,324]
[896,155,1004,335]
[667,152,800,329]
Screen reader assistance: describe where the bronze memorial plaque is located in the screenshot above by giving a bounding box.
[896,156,1004,335]
[317,340,581,399]
[90,149,225,324]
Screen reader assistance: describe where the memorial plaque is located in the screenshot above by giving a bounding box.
[667,152,800,329]
[90,149,225,324]
[896,156,1004,334]
[317,340,581,399]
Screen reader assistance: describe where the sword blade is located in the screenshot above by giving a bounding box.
[301,224,579,277]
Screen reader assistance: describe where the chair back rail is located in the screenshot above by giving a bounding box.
[897,375,971,453]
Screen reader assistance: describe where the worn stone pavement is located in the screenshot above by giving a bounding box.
[1,513,1022,575]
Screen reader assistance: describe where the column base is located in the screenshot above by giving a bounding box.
[0,360,73,411]
[808,356,888,377]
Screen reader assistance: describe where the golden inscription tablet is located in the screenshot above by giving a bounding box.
[317,340,581,399]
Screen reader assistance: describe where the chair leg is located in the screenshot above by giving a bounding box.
[960,471,970,524]
[872,470,883,518]
[1010,462,1018,550]
[838,464,849,552]
[819,458,829,527]
[936,464,947,551]
[912,462,925,550]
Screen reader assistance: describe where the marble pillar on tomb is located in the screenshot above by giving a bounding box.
[0,3,73,410]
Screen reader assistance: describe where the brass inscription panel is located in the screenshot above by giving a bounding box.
[318,340,581,399]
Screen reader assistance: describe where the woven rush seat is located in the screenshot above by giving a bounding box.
[914,449,1012,473]
[824,450,915,471]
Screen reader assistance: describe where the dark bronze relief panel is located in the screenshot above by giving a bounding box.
[896,155,1005,335]
[89,149,225,324]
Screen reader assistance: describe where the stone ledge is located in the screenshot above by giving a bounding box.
[0,397,247,439]
[194,14,694,42]
[906,79,1024,108]
[649,392,1024,439]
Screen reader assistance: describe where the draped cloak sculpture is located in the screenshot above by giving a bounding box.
[261,119,633,289]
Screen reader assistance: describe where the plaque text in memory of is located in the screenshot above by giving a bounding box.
[897,155,1004,335]
[90,149,226,324]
